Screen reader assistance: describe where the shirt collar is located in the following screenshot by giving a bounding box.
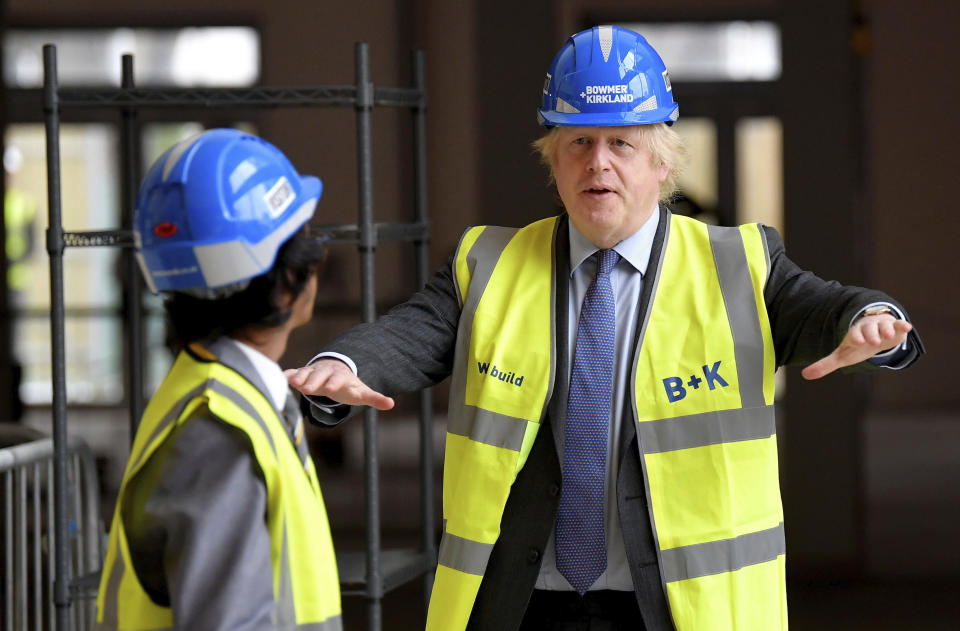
[568,207,660,277]
[223,337,289,412]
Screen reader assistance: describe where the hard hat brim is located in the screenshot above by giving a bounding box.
[538,106,678,128]
[299,175,323,216]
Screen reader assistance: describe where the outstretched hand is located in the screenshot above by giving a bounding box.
[801,314,912,380]
[285,359,395,410]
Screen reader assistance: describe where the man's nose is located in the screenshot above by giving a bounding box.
[586,143,611,172]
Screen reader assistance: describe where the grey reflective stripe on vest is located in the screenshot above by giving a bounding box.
[438,529,495,576]
[131,383,206,471]
[96,540,125,630]
[708,224,766,409]
[273,525,346,630]
[448,226,519,449]
[660,522,785,583]
[273,526,345,630]
[277,526,296,627]
[758,225,772,285]
[207,380,278,456]
[638,405,775,454]
[447,405,528,452]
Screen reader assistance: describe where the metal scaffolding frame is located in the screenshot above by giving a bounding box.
[42,42,435,631]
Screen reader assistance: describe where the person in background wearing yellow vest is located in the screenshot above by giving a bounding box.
[96,129,342,631]
[287,26,924,631]
[4,146,37,303]
[4,145,37,423]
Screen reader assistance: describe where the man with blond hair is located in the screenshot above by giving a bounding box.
[288,25,922,631]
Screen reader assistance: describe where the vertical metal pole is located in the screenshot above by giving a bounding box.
[43,43,72,631]
[17,469,26,630]
[120,55,144,440]
[411,49,436,609]
[4,472,12,630]
[47,459,55,629]
[33,463,42,631]
[69,454,82,630]
[354,42,382,631]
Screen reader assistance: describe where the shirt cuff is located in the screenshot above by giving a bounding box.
[304,352,358,413]
[309,351,358,375]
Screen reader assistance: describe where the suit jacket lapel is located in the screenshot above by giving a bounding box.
[549,216,571,455]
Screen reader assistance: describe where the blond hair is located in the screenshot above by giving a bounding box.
[532,123,687,203]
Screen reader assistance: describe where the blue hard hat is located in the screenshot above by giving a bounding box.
[134,128,322,294]
[538,25,679,127]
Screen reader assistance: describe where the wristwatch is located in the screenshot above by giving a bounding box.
[862,305,893,318]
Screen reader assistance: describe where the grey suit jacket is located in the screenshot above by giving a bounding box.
[310,208,923,631]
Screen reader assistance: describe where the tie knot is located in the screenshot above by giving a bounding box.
[596,249,619,276]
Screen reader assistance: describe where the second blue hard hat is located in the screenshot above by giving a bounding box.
[134,128,322,294]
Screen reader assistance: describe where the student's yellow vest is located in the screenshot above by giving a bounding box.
[427,213,784,631]
[96,343,342,631]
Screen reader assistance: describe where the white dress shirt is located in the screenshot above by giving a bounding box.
[536,209,660,591]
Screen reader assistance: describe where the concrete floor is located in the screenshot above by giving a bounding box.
[344,578,960,631]
[12,405,960,630]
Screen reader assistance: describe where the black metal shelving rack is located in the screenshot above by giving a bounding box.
[43,42,436,631]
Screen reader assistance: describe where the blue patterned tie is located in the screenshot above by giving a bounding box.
[556,248,618,594]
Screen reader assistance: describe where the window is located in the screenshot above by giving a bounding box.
[620,21,780,82]
[4,27,259,87]
[4,27,261,406]
[736,117,784,234]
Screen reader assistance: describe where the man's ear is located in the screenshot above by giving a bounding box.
[273,268,298,310]
[656,160,670,184]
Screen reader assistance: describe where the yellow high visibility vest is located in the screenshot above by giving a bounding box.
[428,213,784,631]
[96,342,342,631]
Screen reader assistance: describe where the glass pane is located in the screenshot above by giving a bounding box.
[16,316,124,405]
[7,124,123,404]
[736,117,783,234]
[6,124,121,311]
[619,21,781,81]
[143,292,172,399]
[672,117,718,223]
[4,27,259,88]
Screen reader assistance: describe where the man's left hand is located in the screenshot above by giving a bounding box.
[801,314,912,380]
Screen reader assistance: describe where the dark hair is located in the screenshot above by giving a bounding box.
[164,226,325,347]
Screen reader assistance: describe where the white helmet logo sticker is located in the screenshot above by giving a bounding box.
[265,176,295,218]
[580,84,634,104]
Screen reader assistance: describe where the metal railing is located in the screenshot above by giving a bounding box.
[1,435,103,631]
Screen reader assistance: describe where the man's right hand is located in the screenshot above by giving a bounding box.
[285,359,395,410]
